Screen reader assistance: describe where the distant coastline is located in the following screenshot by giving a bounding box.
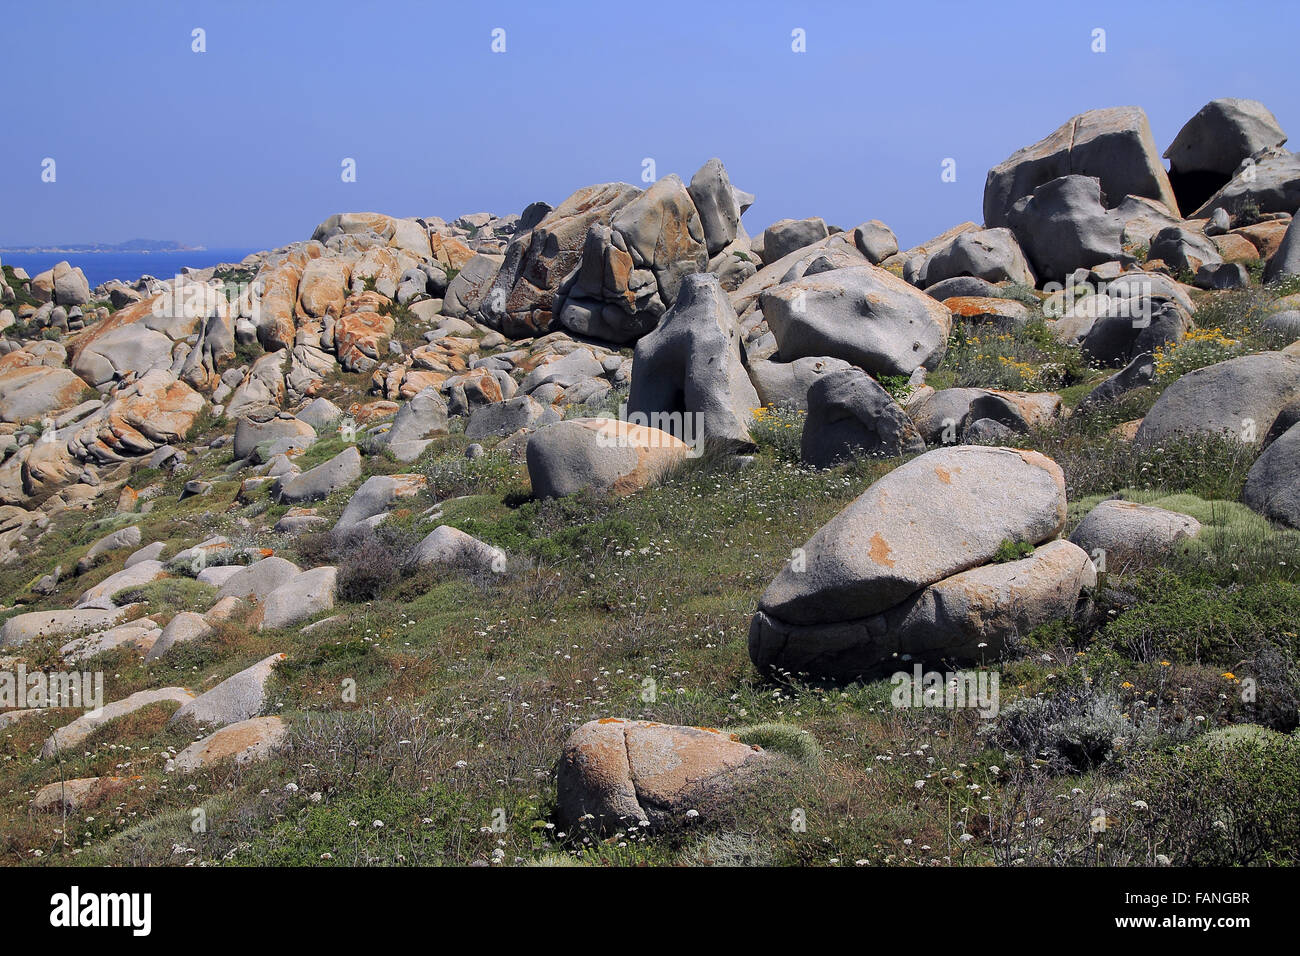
[0,240,204,255]
[1,247,261,288]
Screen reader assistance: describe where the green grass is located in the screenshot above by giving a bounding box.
[111,577,217,618]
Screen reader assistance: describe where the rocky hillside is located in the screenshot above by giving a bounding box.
[1,97,1298,867]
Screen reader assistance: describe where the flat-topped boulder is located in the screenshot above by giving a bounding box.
[41,686,194,757]
[75,560,167,610]
[1,605,141,648]
[167,716,290,772]
[31,776,129,813]
[984,106,1178,228]
[60,618,162,663]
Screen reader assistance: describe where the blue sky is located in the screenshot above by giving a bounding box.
[3,0,1296,251]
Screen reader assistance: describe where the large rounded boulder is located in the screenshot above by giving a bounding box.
[1069,498,1202,568]
[556,718,772,831]
[526,418,690,499]
[749,446,1089,681]
[1134,352,1300,449]
[759,265,951,376]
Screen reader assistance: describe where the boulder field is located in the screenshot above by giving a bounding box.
[3,96,1300,854]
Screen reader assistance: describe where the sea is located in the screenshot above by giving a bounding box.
[0,249,263,290]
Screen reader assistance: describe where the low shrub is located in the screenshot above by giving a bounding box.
[1127,730,1300,865]
[943,320,1090,391]
[1099,571,1300,666]
[336,532,405,602]
[984,684,1199,773]
[750,404,805,461]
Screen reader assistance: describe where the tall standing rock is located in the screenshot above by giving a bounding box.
[687,158,743,256]
[1264,215,1300,283]
[442,252,504,318]
[762,218,830,263]
[627,273,759,452]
